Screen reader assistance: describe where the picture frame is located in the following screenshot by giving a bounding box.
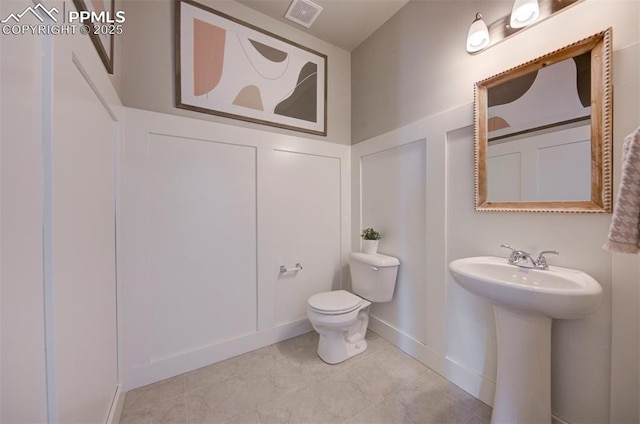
[73,0,115,74]
[175,0,328,136]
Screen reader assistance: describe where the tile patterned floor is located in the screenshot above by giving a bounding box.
[121,331,492,424]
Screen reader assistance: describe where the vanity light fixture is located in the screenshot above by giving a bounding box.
[510,0,540,28]
[466,13,490,54]
[466,0,582,54]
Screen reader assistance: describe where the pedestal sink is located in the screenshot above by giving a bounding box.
[448,256,602,424]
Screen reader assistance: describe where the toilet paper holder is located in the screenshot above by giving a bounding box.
[280,263,303,273]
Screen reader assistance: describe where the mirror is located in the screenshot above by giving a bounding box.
[474,28,612,212]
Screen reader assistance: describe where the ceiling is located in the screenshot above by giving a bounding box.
[235,0,410,51]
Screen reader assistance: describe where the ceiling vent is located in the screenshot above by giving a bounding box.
[284,0,323,28]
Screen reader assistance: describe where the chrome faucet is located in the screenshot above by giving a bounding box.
[500,244,559,270]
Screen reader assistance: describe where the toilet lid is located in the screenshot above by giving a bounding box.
[308,290,362,314]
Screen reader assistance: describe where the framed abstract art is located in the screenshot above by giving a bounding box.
[175,0,327,136]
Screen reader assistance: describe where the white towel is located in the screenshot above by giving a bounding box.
[604,127,640,254]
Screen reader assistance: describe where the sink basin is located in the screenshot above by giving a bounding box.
[448,256,602,319]
[449,255,603,423]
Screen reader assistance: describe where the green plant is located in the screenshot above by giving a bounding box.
[361,227,381,240]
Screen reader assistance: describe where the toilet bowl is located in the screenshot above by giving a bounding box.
[308,290,372,364]
[307,252,400,364]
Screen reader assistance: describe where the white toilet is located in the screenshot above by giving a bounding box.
[307,252,400,364]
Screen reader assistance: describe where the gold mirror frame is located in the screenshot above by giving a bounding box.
[474,28,612,213]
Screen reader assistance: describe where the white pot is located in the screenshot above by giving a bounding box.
[362,239,379,255]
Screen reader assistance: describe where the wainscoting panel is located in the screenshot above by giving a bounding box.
[352,104,497,407]
[121,108,350,389]
[264,150,342,326]
[360,140,427,344]
[146,134,258,360]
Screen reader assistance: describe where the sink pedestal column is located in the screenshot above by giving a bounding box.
[492,305,552,424]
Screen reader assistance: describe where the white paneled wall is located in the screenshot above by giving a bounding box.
[146,135,258,359]
[52,54,119,423]
[353,99,617,422]
[262,150,342,326]
[360,141,427,343]
[48,20,124,423]
[0,0,125,420]
[121,108,350,390]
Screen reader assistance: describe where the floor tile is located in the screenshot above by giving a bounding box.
[184,357,242,393]
[465,402,493,424]
[309,365,384,421]
[405,369,488,416]
[120,394,186,424]
[390,373,479,424]
[121,330,492,424]
[346,397,412,424]
[122,375,186,415]
[234,343,284,375]
[227,409,263,424]
[257,386,342,424]
[274,331,319,359]
[352,346,430,385]
[186,372,287,423]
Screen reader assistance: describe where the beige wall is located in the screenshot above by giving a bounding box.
[352,0,640,423]
[119,0,351,145]
[352,0,639,144]
[108,0,124,97]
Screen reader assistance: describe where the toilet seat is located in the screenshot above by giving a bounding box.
[308,290,363,315]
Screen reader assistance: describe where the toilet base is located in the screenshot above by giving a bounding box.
[314,307,370,364]
[317,333,368,364]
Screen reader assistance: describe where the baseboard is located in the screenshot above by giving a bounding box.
[368,315,496,407]
[125,319,313,390]
[107,384,125,424]
[552,415,571,424]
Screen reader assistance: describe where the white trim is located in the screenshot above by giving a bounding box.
[41,28,58,424]
[71,53,117,121]
[552,415,572,424]
[106,385,125,424]
[351,103,472,157]
[126,108,348,158]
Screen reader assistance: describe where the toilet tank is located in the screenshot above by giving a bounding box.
[349,252,400,302]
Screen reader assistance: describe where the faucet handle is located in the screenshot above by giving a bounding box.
[500,244,519,263]
[535,250,559,270]
[537,250,559,256]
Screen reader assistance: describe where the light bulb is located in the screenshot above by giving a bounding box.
[466,13,490,53]
[510,0,540,28]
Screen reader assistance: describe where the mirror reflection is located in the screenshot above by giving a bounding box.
[487,52,591,202]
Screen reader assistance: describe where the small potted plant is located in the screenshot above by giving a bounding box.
[361,227,381,255]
